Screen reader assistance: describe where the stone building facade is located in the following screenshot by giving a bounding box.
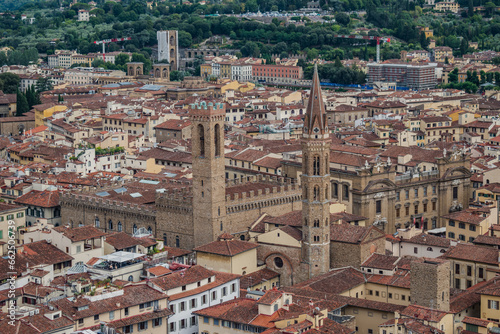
[283,150,471,234]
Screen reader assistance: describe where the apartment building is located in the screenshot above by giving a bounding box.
[252,64,304,84]
[148,265,240,334]
[367,61,437,90]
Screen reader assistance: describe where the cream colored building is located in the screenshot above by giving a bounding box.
[194,233,259,275]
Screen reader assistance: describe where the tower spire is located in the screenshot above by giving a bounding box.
[304,64,327,136]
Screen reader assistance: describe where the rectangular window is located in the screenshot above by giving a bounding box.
[423,187,427,196]
[455,263,460,274]
[455,278,461,289]
[231,283,236,293]
[343,185,349,200]
[405,206,409,216]
[414,188,418,198]
[453,186,458,200]
[211,291,217,301]
[376,200,382,214]
[152,318,162,327]
[204,317,209,324]
[202,295,207,304]
[469,225,476,231]
[449,220,455,227]
[459,222,466,229]
[396,192,400,201]
[414,204,418,214]
[169,322,176,332]
[479,268,484,279]
[414,247,418,254]
[123,325,133,334]
[179,319,186,329]
[190,299,196,309]
[432,201,436,211]
[138,321,148,331]
[109,311,114,320]
[214,319,220,326]
[467,265,472,277]
[396,208,400,218]
[405,190,409,199]
[488,300,499,310]
[94,314,99,321]
[433,186,436,194]
[423,203,427,212]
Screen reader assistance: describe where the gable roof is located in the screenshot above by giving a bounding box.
[194,234,259,256]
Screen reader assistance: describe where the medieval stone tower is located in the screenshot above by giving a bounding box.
[410,259,450,312]
[301,65,331,278]
[190,101,226,247]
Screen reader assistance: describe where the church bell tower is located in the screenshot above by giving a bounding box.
[301,65,331,278]
[190,101,226,247]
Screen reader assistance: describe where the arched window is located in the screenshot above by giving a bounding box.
[427,247,433,251]
[313,186,320,200]
[175,236,180,248]
[303,186,308,200]
[133,224,137,234]
[78,222,83,227]
[240,235,245,241]
[313,156,320,175]
[220,221,223,231]
[170,35,175,45]
[147,226,153,235]
[313,220,320,227]
[304,218,308,226]
[128,275,133,282]
[163,233,167,246]
[214,124,221,157]
[95,217,100,228]
[198,124,205,157]
[117,221,122,232]
[108,219,113,230]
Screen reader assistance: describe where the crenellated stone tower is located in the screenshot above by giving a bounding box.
[190,101,227,248]
[301,65,331,278]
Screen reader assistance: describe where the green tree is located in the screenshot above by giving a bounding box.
[335,12,350,26]
[468,0,474,17]
[334,56,343,67]
[35,77,53,93]
[241,42,260,57]
[170,70,184,81]
[16,90,29,116]
[448,68,459,83]
[485,2,496,16]
[115,53,130,67]
[0,73,20,94]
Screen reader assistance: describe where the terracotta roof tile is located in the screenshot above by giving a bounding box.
[194,234,258,256]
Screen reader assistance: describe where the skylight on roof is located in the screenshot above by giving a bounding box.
[139,180,160,185]
[130,192,142,198]
[96,191,110,197]
[114,187,128,194]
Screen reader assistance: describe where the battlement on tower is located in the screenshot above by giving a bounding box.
[60,193,156,217]
[189,101,226,117]
[224,175,302,214]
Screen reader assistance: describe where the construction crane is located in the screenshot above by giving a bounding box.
[332,34,391,63]
[93,37,132,62]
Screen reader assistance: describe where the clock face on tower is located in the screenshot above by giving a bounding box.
[313,127,320,134]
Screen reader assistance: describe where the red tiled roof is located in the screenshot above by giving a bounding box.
[194,234,259,256]
[15,190,60,208]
